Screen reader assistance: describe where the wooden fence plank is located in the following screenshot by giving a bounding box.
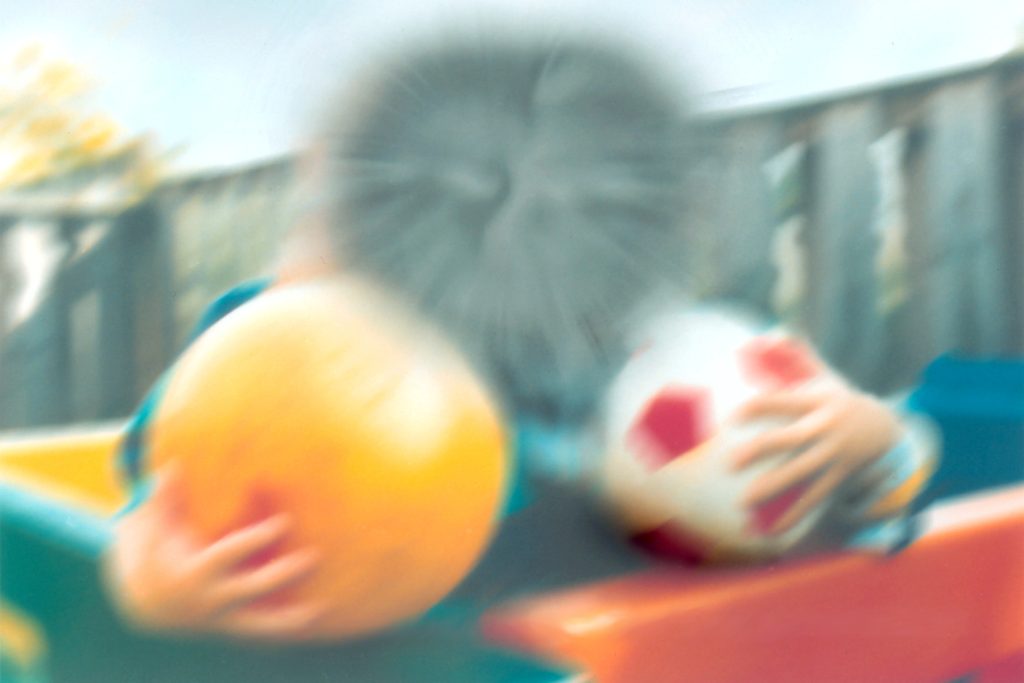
[805,99,886,388]
[921,76,1009,357]
[691,118,783,318]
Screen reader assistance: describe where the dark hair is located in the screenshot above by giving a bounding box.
[320,26,697,423]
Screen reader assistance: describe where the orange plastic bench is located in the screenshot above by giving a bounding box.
[483,485,1024,683]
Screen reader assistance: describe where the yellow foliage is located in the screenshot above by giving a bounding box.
[34,60,90,101]
[75,114,120,153]
[1,148,56,187]
[12,42,44,71]
[0,111,18,137]
[24,112,74,140]
[0,41,158,191]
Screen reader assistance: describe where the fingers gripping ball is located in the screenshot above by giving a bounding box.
[148,279,508,640]
[599,309,824,564]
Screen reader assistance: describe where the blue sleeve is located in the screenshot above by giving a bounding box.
[184,279,275,347]
[825,400,940,555]
[117,278,274,497]
[504,418,598,517]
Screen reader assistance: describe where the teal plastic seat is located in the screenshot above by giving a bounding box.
[0,483,576,683]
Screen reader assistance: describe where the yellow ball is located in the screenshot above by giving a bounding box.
[149,278,508,640]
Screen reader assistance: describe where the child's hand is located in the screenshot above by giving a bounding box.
[104,466,323,640]
[729,374,903,534]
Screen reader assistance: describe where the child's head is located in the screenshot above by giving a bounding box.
[308,23,698,422]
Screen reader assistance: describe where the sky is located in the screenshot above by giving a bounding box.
[2,0,1022,172]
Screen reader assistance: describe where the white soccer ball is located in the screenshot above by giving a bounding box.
[599,307,825,563]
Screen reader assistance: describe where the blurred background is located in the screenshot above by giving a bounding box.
[1,0,1022,430]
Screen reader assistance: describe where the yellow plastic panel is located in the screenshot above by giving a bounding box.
[0,423,128,515]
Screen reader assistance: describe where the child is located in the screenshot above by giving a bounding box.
[104,21,936,640]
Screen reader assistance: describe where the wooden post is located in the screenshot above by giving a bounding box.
[122,201,177,402]
[24,217,75,426]
[805,98,886,389]
[96,217,135,419]
[706,117,785,317]
[999,61,1024,352]
[920,75,1009,357]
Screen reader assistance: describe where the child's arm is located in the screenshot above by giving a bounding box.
[106,278,326,639]
[729,359,936,546]
[105,466,323,639]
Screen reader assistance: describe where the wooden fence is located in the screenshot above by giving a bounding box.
[0,159,296,429]
[690,52,1023,392]
[0,52,1021,430]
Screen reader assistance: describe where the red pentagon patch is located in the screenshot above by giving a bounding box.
[628,386,711,470]
[740,336,819,390]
